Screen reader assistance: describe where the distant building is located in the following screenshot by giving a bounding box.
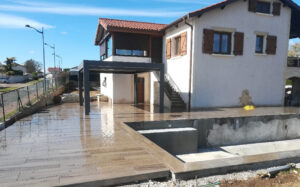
[48,67,62,74]
[12,63,26,74]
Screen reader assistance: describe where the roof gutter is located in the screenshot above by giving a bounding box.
[184,16,193,112]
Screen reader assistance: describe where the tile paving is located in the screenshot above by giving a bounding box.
[0,102,299,186]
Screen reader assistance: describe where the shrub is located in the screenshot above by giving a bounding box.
[6,71,15,75]
[32,72,38,80]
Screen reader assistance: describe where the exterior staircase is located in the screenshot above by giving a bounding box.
[153,72,187,112]
[164,76,187,112]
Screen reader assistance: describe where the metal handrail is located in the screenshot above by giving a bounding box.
[287,57,300,67]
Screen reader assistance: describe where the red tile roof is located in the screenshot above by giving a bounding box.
[99,18,167,33]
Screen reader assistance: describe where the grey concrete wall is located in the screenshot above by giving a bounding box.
[139,127,198,155]
[129,114,300,151]
[193,115,300,147]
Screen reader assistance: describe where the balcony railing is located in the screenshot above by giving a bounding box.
[287,57,300,67]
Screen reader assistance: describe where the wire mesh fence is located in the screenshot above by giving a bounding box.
[0,73,69,123]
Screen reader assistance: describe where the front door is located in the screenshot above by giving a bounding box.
[137,78,144,103]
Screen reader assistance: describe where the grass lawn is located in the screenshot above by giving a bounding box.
[0,87,19,92]
[27,78,43,85]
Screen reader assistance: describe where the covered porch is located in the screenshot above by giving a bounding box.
[78,60,165,115]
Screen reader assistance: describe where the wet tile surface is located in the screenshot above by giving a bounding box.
[0,102,299,186]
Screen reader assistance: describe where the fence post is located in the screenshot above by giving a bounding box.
[27,86,31,106]
[1,94,5,122]
[17,89,23,112]
[36,82,39,98]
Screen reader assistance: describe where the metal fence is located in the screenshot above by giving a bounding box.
[0,73,69,123]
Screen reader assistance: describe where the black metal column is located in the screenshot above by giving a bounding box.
[134,74,138,106]
[159,67,164,113]
[83,65,90,115]
[78,71,83,106]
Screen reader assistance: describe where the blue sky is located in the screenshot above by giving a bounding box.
[0,0,299,70]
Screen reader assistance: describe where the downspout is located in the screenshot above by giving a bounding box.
[184,16,193,112]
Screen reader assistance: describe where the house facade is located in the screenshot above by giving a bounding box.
[95,0,300,110]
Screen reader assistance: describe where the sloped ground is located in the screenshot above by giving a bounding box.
[122,166,300,187]
[221,168,300,187]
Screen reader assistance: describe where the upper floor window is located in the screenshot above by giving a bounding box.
[166,32,187,59]
[116,49,147,57]
[107,37,112,57]
[213,32,231,54]
[174,36,181,56]
[255,35,264,53]
[256,1,271,14]
[249,0,281,16]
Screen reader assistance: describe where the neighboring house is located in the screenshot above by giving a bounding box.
[95,0,300,110]
[12,63,26,74]
[48,67,62,74]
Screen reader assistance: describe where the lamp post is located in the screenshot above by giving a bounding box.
[25,25,46,94]
[44,43,56,75]
[55,55,62,72]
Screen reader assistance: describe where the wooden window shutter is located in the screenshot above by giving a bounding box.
[233,32,244,56]
[266,35,277,55]
[203,29,214,54]
[248,0,257,12]
[272,2,281,16]
[180,32,187,55]
[166,38,171,59]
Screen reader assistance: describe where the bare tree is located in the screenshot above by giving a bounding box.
[24,59,41,73]
[288,42,300,57]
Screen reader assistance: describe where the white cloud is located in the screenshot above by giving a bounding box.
[152,0,218,5]
[61,31,68,35]
[29,50,35,54]
[0,13,54,29]
[0,1,186,18]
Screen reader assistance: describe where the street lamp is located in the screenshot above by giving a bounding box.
[25,24,46,94]
[44,43,56,75]
[55,55,62,72]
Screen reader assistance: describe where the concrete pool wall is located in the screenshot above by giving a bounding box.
[127,114,300,155]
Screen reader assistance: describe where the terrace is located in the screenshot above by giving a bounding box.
[0,102,300,186]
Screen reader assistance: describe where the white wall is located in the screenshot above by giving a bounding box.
[12,65,26,74]
[113,74,134,103]
[163,23,192,103]
[188,0,291,108]
[110,56,151,63]
[150,72,172,109]
[100,56,151,104]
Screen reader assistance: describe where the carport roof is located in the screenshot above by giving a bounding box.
[78,60,164,74]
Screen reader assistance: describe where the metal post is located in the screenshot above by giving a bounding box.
[159,68,165,113]
[17,89,23,111]
[42,27,47,95]
[83,65,90,115]
[134,74,138,106]
[27,86,31,106]
[1,94,5,122]
[53,44,56,76]
[78,71,83,106]
[36,82,39,98]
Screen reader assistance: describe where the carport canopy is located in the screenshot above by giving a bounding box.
[78,60,165,115]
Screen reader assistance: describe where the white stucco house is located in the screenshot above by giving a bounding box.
[94,0,300,111]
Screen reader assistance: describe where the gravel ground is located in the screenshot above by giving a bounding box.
[121,163,300,187]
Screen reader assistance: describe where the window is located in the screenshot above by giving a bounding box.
[256,1,271,14]
[255,35,264,53]
[100,54,106,60]
[213,32,231,54]
[174,36,181,56]
[116,49,147,57]
[107,37,112,57]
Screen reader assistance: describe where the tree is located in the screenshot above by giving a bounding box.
[288,42,300,57]
[24,59,41,74]
[4,57,16,72]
